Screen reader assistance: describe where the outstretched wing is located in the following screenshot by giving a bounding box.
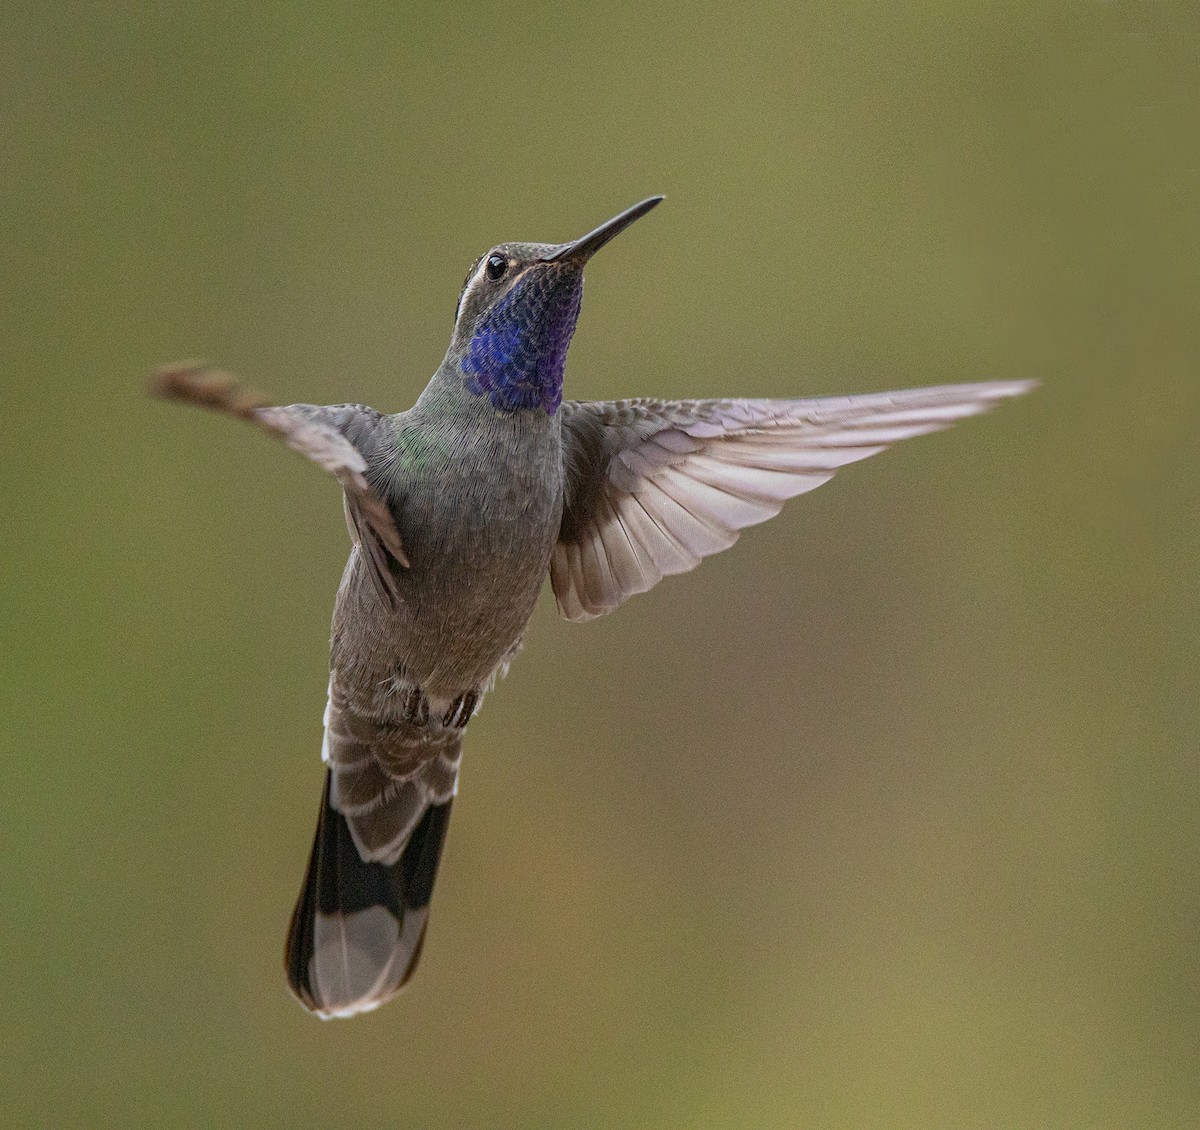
[554,380,1035,621]
[151,363,407,606]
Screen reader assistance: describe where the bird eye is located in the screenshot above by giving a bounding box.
[485,254,508,281]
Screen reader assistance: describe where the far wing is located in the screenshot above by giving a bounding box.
[152,363,407,607]
[554,380,1035,622]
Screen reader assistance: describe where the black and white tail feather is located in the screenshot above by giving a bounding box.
[284,677,463,1019]
[285,771,454,1018]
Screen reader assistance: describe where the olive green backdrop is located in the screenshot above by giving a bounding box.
[3,2,1196,1126]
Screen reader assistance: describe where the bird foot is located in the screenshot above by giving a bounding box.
[400,685,429,726]
[442,692,478,729]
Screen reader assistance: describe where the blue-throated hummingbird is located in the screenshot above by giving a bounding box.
[153,196,1034,1018]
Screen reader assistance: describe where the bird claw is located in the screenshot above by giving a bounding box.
[400,685,429,726]
[442,692,478,729]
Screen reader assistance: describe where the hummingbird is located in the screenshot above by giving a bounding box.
[152,196,1034,1019]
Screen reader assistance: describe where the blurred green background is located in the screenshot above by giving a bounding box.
[3,2,1197,1126]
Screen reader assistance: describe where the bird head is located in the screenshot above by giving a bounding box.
[446,196,663,415]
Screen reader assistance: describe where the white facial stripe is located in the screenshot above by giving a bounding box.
[460,253,498,308]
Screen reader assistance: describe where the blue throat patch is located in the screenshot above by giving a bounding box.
[462,271,582,415]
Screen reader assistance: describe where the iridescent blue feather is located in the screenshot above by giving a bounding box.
[462,270,582,414]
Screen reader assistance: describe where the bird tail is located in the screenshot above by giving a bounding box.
[284,769,454,1019]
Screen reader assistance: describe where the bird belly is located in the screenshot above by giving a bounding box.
[391,508,555,695]
[331,429,563,705]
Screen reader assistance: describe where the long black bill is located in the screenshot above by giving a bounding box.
[542,195,664,263]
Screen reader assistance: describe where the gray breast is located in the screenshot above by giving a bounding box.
[338,404,564,697]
